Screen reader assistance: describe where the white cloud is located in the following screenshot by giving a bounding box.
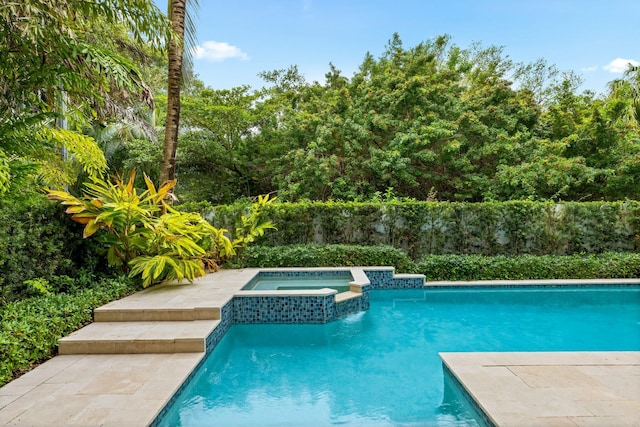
[302,0,312,11]
[603,58,639,73]
[193,41,249,62]
[581,65,598,72]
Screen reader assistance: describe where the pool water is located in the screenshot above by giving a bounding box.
[242,273,353,293]
[158,287,640,427]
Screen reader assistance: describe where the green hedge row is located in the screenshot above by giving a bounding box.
[0,277,137,387]
[232,244,415,272]
[231,244,640,281]
[415,252,640,281]
[209,200,639,258]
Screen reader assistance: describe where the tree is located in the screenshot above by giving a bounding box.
[609,63,640,125]
[262,34,541,201]
[178,86,266,203]
[0,0,169,194]
[160,0,199,188]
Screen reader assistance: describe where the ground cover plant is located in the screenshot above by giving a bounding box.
[0,275,137,387]
[0,192,103,303]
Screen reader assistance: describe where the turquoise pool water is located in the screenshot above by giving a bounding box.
[158,286,640,427]
[242,272,353,293]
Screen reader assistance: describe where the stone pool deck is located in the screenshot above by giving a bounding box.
[441,352,640,427]
[0,270,638,426]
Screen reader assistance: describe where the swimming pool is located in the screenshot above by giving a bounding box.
[156,286,640,427]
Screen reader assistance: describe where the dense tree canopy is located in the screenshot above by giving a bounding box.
[2,6,637,206]
[154,34,638,204]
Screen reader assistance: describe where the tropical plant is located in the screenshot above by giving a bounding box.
[46,170,231,287]
[0,0,169,194]
[46,171,277,287]
[232,194,277,255]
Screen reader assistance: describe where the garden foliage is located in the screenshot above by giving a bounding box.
[0,194,100,302]
[235,244,640,281]
[210,200,639,259]
[414,252,640,281]
[0,276,136,387]
[235,244,414,272]
[47,172,276,287]
[150,36,640,205]
[47,171,230,287]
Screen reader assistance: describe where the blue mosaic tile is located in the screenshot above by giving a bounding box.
[363,269,394,289]
[233,295,336,324]
[364,269,425,289]
[389,277,424,289]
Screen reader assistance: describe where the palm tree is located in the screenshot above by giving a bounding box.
[608,63,640,124]
[160,0,199,188]
[624,64,640,124]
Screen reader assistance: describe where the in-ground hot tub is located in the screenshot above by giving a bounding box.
[242,270,354,293]
[234,268,373,324]
[232,267,426,324]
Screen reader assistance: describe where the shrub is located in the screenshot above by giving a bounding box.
[232,244,640,281]
[0,276,137,386]
[231,244,415,273]
[415,252,640,281]
[0,194,101,302]
[47,172,276,288]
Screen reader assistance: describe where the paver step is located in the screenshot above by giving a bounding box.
[334,291,362,303]
[94,306,220,322]
[58,320,219,354]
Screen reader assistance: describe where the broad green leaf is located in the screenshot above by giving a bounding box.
[83,219,102,238]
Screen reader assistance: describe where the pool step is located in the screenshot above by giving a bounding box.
[335,291,362,303]
[94,306,220,322]
[58,320,219,354]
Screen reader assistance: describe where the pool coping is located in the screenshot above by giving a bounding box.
[0,270,638,426]
[440,351,640,427]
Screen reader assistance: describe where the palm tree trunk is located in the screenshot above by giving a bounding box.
[160,0,186,186]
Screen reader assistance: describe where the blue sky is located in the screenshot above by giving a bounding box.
[180,0,638,95]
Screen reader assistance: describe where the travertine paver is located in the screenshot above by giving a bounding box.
[0,353,203,427]
[58,319,220,353]
[441,351,640,427]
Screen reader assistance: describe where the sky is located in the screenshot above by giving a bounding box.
[175,0,638,95]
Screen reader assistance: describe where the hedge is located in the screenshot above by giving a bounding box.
[0,277,137,387]
[232,244,415,272]
[208,200,639,259]
[230,244,640,281]
[415,252,640,281]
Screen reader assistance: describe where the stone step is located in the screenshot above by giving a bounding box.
[334,291,362,303]
[58,320,219,354]
[94,306,220,322]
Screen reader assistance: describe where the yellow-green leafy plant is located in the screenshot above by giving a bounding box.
[46,171,234,287]
[232,194,277,256]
